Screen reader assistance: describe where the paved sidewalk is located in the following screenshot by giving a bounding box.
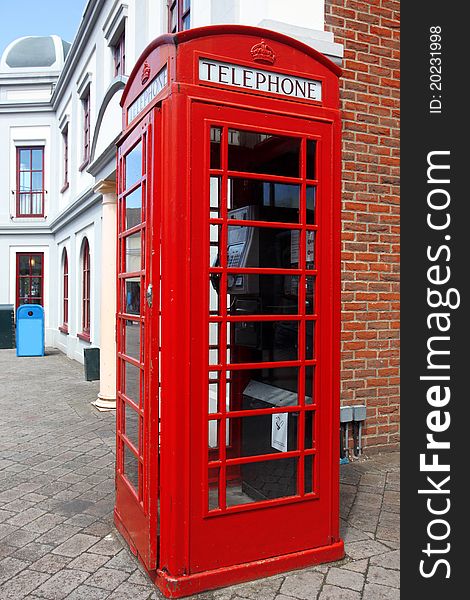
[0,349,399,599]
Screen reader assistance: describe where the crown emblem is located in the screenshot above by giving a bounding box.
[250,39,276,65]
[141,61,151,85]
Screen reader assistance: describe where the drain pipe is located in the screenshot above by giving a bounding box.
[340,407,353,464]
[352,405,367,457]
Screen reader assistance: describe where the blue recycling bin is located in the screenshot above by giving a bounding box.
[16,304,45,357]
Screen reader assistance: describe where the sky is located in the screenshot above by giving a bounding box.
[0,0,87,54]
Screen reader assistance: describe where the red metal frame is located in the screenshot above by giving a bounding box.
[80,92,91,170]
[79,238,91,341]
[59,249,69,334]
[16,146,45,217]
[16,252,44,308]
[114,30,126,76]
[117,26,342,597]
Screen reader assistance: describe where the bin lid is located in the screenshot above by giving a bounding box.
[17,304,44,319]
[243,380,312,408]
[0,304,14,310]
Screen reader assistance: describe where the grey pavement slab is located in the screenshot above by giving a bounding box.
[0,349,400,599]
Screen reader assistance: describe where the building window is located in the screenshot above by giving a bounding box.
[168,0,190,33]
[16,147,44,217]
[113,30,126,76]
[80,91,91,170]
[61,126,69,192]
[16,253,44,308]
[79,238,91,341]
[60,249,69,333]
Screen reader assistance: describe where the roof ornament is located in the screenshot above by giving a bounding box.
[141,61,151,85]
[250,39,276,65]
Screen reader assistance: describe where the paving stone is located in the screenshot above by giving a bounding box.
[36,524,82,546]
[367,566,399,588]
[13,542,55,562]
[51,533,100,558]
[84,566,130,591]
[341,559,369,574]
[345,540,391,561]
[370,550,399,571]
[280,570,324,600]
[325,567,364,591]
[107,582,155,599]
[29,553,72,575]
[1,528,39,548]
[33,569,89,600]
[127,568,152,586]
[0,556,30,585]
[0,568,50,600]
[104,549,139,573]
[318,585,361,600]
[362,583,400,600]
[65,584,112,600]
[67,552,110,572]
[23,514,66,534]
[89,533,123,556]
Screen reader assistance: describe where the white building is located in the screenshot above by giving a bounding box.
[0,0,342,406]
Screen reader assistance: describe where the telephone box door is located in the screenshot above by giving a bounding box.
[115,110,160,570]
[189,102,340,573]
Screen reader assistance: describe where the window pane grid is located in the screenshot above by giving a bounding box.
[16,147,44,216]
[207,125,320,513]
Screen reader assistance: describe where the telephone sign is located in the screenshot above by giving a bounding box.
[115,25,342,598]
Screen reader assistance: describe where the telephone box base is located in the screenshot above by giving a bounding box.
[152,541,345,598]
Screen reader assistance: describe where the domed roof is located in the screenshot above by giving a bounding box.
[0,35,70,72]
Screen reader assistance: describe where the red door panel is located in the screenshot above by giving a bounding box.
[114,110,161,570]
[189,103,339,572]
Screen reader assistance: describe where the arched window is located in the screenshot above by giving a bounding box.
[60,249,69,333]
[80,238,91,340]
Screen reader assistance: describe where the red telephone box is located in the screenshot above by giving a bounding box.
[115,25,343,598]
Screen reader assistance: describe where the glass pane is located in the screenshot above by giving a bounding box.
[306,366,314,401]
[19,194,30,214]
[306,140,316,180]
[125,403,139,450]
[125,187,142,230]
[125,232,142,273]
[124,361,140,402]
[125,321,140,359]
[227,226,299,269]
[183,0,191,12]
[30,278,41,298]
[305,411,315,449]
[234,371,300,411]
[32,149,43,170]
[227,457,298,506]
[229,321,298,363]
[304,455,314,494]
[20,172,31,192]
[19,149,31,170]
[125,278,141,314]
[19,277,30,297]
[210,176,221,217]
[19,255,30,275]
[208,419,219,455]
[210,128,221,169]
[170,6,177,31]
[125,142,142,189]
[30,255,42,275]
[123,444,139,491]
[182,14,190,30]
[31,193,43,215]
[228,179,300,223]
[306,321,315,359]
[306,277,315,314]
[306,231,315,269]
[209,224,221,268]
[209,277,219,314]
[208,371,220,414]
[228,413,299,458]
[209,322,220,365]
[208,468,219,511]
[226,274,299,314]
[306,186,316,225]
[228,130,301,178]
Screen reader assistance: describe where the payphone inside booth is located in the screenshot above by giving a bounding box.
[115,25,342,598]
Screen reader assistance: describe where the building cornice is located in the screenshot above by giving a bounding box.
[50,0,102,108]
[48,186,100,233]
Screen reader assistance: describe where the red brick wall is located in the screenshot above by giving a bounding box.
[325,0,400,451]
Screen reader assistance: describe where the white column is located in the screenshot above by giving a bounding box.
[93,179,117,410]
